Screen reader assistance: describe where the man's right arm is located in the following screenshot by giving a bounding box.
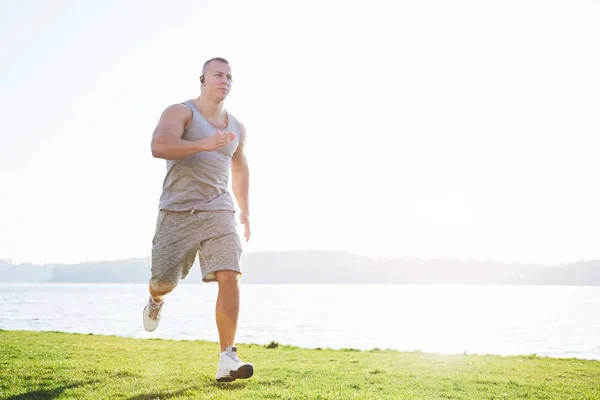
[151,104,202,160]
[150,104,236,160]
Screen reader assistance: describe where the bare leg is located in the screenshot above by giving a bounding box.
[215,271,240,352]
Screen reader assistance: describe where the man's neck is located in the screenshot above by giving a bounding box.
[194,95,225,118]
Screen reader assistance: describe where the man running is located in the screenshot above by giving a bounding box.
[143,57,253,383]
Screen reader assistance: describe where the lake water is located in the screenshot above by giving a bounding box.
[1,283,599,360]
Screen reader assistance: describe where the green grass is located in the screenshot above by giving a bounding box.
[1,330,599,399]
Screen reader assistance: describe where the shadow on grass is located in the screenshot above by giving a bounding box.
[6,372,142,400]
[6,380,92,400]
[207,381,248,390]
[7,374,247,400]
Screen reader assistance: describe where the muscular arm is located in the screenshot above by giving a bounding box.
[231,123,250,214]
[151,104,236,160]
[151,104,202,160]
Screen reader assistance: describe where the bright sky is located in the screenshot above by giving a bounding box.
[1,0,599,266]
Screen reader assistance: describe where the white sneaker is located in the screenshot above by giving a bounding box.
[215,346,254,382]
[143,297,164,332]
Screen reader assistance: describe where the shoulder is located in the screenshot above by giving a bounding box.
[160,102,193,123]
[238,121,247,144]
[228,113,247,144]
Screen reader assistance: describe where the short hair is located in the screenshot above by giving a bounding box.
[202,57,229,74]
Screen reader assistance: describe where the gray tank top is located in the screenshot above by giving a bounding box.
[158,99,242,212]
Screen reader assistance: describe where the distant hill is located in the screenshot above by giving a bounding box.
[1,251,600,285]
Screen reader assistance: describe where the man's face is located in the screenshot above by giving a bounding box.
[203,61,232,100]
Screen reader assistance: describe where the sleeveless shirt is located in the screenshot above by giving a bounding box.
[158,99,242,212]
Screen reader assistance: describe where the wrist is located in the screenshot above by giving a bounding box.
[195,138,207,152]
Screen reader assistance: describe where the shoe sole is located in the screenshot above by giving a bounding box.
[216,364,254,383]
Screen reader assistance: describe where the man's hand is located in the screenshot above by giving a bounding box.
[239,211,251,242]
[199,130,236,152]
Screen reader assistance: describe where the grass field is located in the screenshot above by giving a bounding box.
[1,329,599,399]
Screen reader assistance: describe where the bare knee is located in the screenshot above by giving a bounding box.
[215,270,240,288]
[149,278,177,295]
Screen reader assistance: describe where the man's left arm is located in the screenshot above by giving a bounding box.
[231,122,250,241]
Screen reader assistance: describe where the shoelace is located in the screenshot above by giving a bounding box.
[148,303,162,320]
[227,352,243,363]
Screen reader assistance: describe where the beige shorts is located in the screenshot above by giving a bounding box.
[151,210,242,286]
